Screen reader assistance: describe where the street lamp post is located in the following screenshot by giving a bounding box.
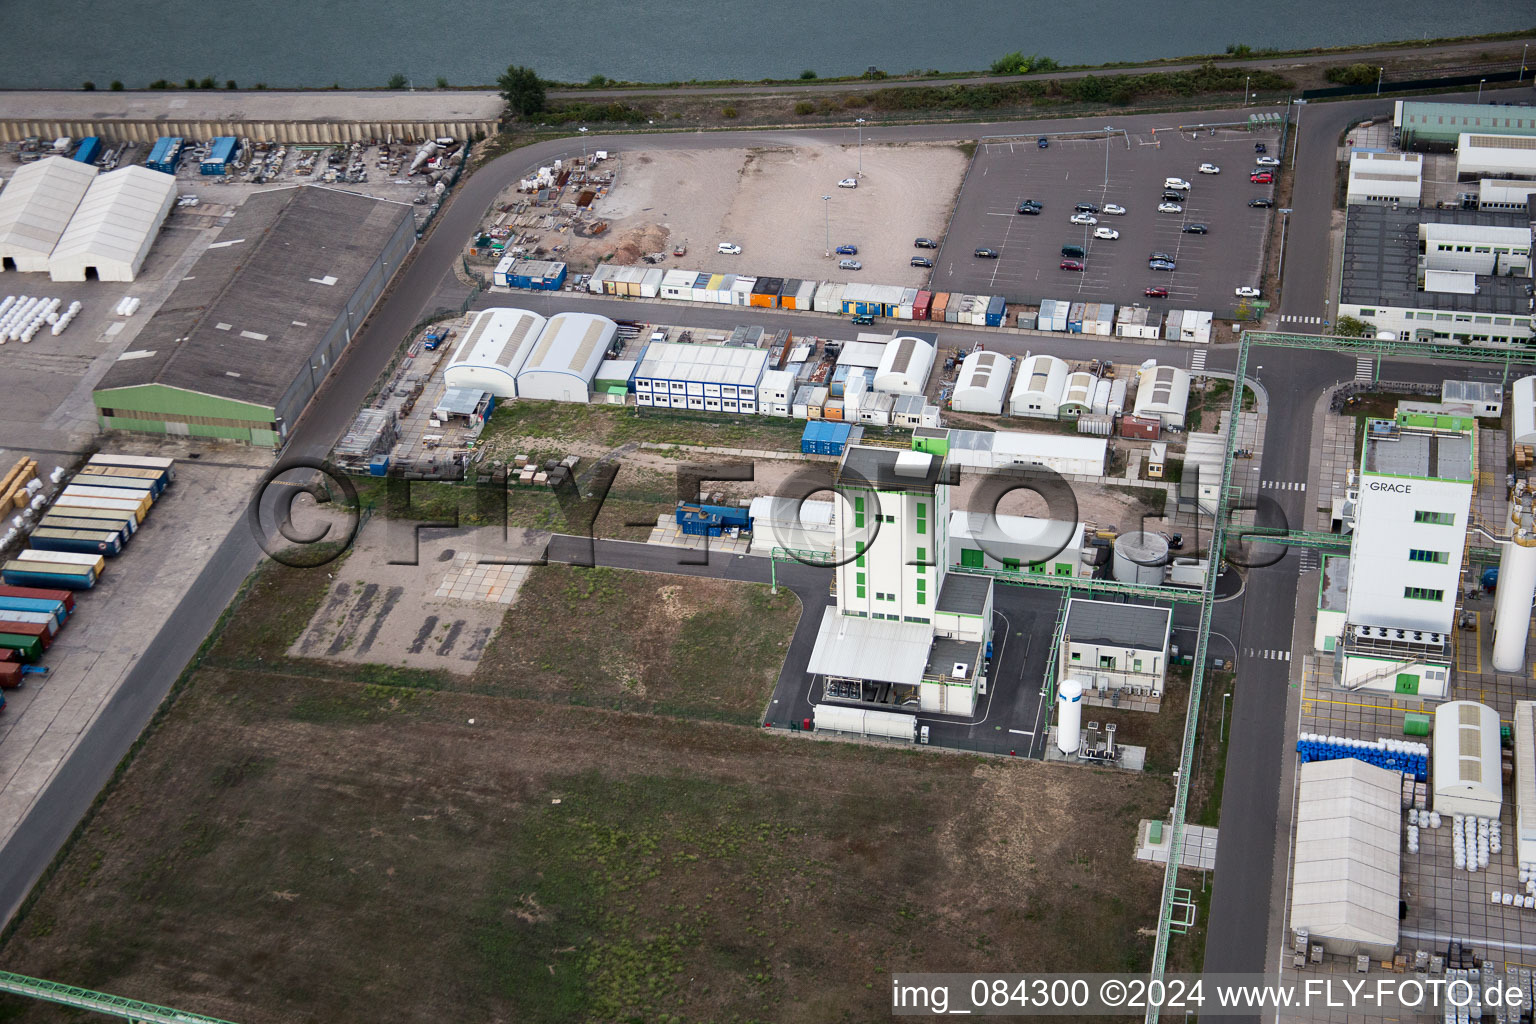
[1478,78,1486,103]
[821,194,831,257]
[1521,44,1530,83]
[1291,98,1304,171]
[578,126,588,164]
[855,117,866,177]
[1244,75,1250,106]
[1376,67,1383,96]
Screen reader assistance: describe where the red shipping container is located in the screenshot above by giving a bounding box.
[0,663,19,689]
[0,585,75,614]
[0,620,52,651]
[914,290,932,321]
[0,648,15,662]
[1118,415,1162,440]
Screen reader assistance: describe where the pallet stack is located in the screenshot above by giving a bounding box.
[0,457,38,512]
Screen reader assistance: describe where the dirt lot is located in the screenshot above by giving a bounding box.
[569,143,968,282]
[0,557,1174,1024]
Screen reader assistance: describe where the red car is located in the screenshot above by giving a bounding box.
[1251,172,1273,184]
[1060,259,1085,271]
[1144,286,1169,298]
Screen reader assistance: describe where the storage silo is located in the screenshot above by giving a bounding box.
[1113,530,1169,585]
[1056,679,1084,755]
[1494,483,1536,673]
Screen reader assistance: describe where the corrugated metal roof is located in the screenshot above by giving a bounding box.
[521,312,615,377]
[1063,599,1170,650]
[806,607,934,686]
[634,341,769,387]
[0,155,96,263]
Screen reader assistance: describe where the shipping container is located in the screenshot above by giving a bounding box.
[0,632,42,661]
[0,596,67,629]
[30,527,122,557]
[0,619,53,650]
[17,550,106,574]
[36,505,136,536]
[61,487,151,517]
[930,292,950,321]
[146,136,184,174]
[750,278,783,309]
[87,453,175,484]
[1118,414,1162,440]
[639,268,664,298]
[985,295,1006,327]
[73,136,103,165]
[69,472,161,499]
[914,290,932,321]
[39,514,130,544]
[0,662,20,689]
[0,585,75,614]
[0,609,59,637]
[78,464,168,495]
[201,136,238,175]
[2,560,96,590]
[795,279,817,310]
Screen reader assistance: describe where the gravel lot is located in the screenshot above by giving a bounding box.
[589,142,968,285]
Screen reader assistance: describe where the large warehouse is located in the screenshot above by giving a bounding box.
[92,185,414,446]
[1394,100,1536,150]
[0,155,97,273]
[1346,151,1422,207]
[442,307,548,398]
[515,312,616,403]
[1456,132,1536,180]
[46,165,176,282]
[950,350,1011,415]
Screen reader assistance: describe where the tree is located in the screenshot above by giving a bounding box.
[498,65,546,117]
[799,69,816,80]
[436,76,449,89]
[587,73,610,87]
[225,79,238,89]
[109,80,123,91]
[81,81,95,90]
[386,72,408,90]
[198,76,215,89]
[1333,315,1376,337]
[184,78,196,89]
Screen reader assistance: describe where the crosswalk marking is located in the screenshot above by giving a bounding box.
[1244,648,1294,662]
[1190,349,1207,373]
[1262,480,1307,491]
[1279,314,1325,325]
[1355,356,1374,383]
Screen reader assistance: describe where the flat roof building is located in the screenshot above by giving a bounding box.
[0,155,96,273]
[941,428,1106,477]
[1060,598,1172,696]
[92,185,414,446]
[1394,100,1536,150]
[632,340,768,414]
[1456,132,1536,180]
[442,308,547,399]
[515,312,615,403]
[46,165,176,283]
[1346,151,1422,207]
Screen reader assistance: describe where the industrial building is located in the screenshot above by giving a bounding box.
[1478,180,1536,211]
[46,165,176,283]
[92,185,414,446]
[1516,701,1536,865]
[1009,354,1069,418]
[1132,365,1192,429]
[632,341,767,413]
[948,512,1082,577]
[593,359,636,404]
[872,333,937,396]
[1328,417,1473,697]
[950,350,1011,415]
[1515,376,1536,445]
[808,444,995,721]
[145,136,183,174]
[0,156,96,273]
[1059,599,1171,697]
[1394,100,1536,150]
[747,495,835,558]
[1346,151,1423,207]
[441,307,548,399]
[493,256,567,291]
[1441,379,1502,417]
[1432,701,1503,818]
[514,312,615,403]
[200,136,238,176]
[1287,758,1401,960]
[1455,132,1536,180]
[931,427,1107,477]
[1059,371,1097,417]
[1339,205,1534,345]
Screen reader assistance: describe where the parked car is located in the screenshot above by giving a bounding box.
[1164,177,1191,190]
[1251,172,1274,184]
[1074,202,1100,214]
[1069,213,1098,225]
[717,242,741,254]
[839,258,863,271]
[914,237,938,248]
[837,177,858,188]
[974,247,1000,258]
[1093,227,1119,240]
[910,256,934,267]
[1017,202,1041,215]
[1161,190,1186,202]
[1060,259,1085,271]
[835,244,859,255]
[1235,286,1261,298]
[1198,163,1221,174]
[1249,197,1274,208]
[1149,251,1174,262]
[1157,202,1182,214]
[1144,286,1170,298]
[1255,142,1268,153]
[1182,223,1209,234]
[1102,203,1126,215]
[851,313,875,325]
[1256,156,1281,167]
[1149,259,1177,271]
[1038,136,1049,148]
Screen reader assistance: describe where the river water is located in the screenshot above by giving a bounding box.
[1,0,1530,91]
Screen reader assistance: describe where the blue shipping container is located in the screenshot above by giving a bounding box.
[73,137,103,165]
[201,136,237,175]
[0,563,96,590]
[985,296,1006,327]
[146,136,183,174]
[0,597,67,629]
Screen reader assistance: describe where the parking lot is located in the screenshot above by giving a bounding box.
[929,126,1282,314]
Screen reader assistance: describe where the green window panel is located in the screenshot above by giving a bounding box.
[1413,511,1454,526]
[1408,549,1449,564]
[856,585,866,598]
[856,572,865,586]
[1055,562,1073,576]
[1404,586,1445,602]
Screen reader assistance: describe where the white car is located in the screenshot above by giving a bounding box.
[1069,213,1097,226]
[1093,227,1119,240]
[1157,202,1183,214]
[717,243,742,255]
[837,177,858,188]
[1235,286,1261,298]
[1164,177,1192,191]
[1198,163,1221,174]
[1255,156,1280,167]
[1102,203,1126,215]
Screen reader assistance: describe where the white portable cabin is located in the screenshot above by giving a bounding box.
[659,268,697,299]
[1009,354,1069,418]
[47,165,176,283]
[442,307,547,399]
[951,350,1011,415]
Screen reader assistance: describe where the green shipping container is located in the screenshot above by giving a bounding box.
[0,632,42,661]
[1403,712,1431,737]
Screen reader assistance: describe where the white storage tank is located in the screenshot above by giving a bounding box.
[1494,484,1536,674]
[1056,679,1084,754]
[1113,530,1169,585]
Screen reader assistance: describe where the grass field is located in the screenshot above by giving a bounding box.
[0,560,1174,1024]
[478,402,810,457]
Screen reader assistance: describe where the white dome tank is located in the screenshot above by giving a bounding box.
[1113,530,1169,585]
[1056,679,1084,755]
[1494,486,1536,673]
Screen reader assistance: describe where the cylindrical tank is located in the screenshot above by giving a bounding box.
[1113,530,1169,585]
[1494,487,1536,673]
[1056,679,1083,755]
